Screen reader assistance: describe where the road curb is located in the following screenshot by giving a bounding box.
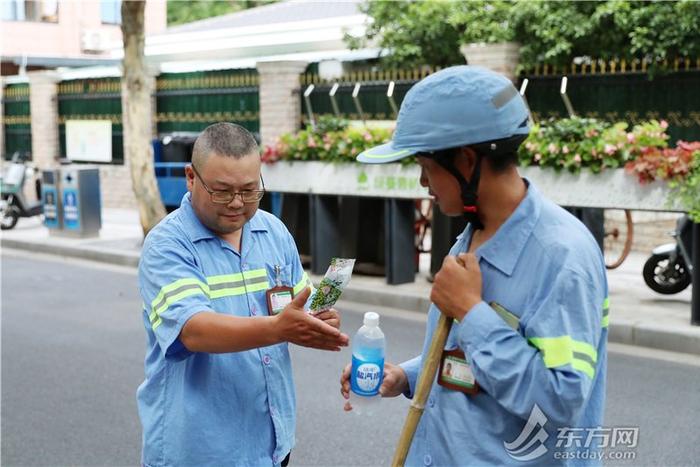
[1,238,140,268]
[4,237,700,357]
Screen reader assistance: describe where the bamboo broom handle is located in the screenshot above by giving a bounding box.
[391,312,453,467]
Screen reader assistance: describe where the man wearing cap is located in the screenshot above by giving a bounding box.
[340,66,608,465]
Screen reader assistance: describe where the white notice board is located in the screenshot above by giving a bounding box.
[66,120,112,163]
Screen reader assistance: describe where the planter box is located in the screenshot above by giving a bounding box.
[519,166,683,212]
[262,161,428,199]
[263,161,683,212]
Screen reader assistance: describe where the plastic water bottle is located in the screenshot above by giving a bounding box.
[350,312,385,415]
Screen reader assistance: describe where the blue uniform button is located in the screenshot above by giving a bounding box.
[263,355,272,365]
[423,454,432,465]
[428,396,435,408]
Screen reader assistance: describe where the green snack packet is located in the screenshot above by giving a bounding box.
[310,258,356,313]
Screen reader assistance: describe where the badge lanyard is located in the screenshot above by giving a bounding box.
[266,265,294,316]
[437,302,519,395]
[437,348,480,395]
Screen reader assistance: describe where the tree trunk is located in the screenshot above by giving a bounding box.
[121,0,166,236]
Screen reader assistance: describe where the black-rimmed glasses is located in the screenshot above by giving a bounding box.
[191,164,265,204]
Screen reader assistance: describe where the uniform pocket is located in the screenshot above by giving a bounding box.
[264,262,293,288]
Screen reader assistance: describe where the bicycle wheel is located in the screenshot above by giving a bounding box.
[604,209,633,270]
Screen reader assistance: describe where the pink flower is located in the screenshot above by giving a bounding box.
[627,133,635,144]
[604,144,617,155]
[574,154,582,164]
[548,143,559,154]
[525,142,536,151]
[562,145,570,154]
[534,153,542,162]
[363,133,372,142]
[660,120,669,129]
[324,143,331,151]
[307,136,317,148]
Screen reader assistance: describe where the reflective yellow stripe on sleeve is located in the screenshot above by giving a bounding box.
[528,336,598,379]
[150,278,210,324]
[149,269,270,330]
[602,297,610,328]
[293,272,312,296]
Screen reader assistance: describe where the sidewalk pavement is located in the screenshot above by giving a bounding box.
[2,209,699,356]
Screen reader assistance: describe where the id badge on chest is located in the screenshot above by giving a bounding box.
[266,265,294,316]
[437,348,479,395]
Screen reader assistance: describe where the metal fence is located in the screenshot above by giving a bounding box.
[521,58,700,142]
[300,68,433,123]
[58,78,123,163]
[156,69,260,137]
[2,83,31,159]
[53,70,260,164]
[300,59,700,143]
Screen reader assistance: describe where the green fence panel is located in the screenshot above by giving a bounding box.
[58,78,123,163]
[520,67,700,142]
[300,68,432,123]
[3,83,31,159]
[156,69,260,136]
[299,63,700,144]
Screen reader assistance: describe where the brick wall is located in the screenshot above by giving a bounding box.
[257,61,308,149]
[460,42,521,82]
[99,164,138,209]
[28,71,60,169]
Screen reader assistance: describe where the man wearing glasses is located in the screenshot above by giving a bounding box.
[137,122,349,466]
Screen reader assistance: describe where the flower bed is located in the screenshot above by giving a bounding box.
[265,117,700,219]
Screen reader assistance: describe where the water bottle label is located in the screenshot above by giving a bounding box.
[351,355,384,396]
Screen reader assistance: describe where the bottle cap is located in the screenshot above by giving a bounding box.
[363,312,379,327]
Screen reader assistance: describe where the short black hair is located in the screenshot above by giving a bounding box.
[192,122,259,167]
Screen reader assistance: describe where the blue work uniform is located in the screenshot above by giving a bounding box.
[137,194,311,467]
[401,181,609,466]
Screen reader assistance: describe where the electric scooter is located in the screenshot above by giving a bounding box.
[643,215,694,294]
[0,152,43,230]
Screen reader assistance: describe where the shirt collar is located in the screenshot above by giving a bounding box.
[458,178,542,277]
[179,193,268,243]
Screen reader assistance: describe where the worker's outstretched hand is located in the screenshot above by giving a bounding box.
[274,287,349,351]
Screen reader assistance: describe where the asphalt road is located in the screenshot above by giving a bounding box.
[2,251,699,466]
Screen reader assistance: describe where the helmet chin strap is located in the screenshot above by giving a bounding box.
[433,151,484,230]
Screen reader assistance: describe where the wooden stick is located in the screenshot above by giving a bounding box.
[391,313,453,466]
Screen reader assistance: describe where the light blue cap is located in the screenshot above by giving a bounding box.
[357,65,530,164]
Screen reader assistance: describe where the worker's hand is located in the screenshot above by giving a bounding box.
[431,253,482,321]
[340,362,408,411]
[315,308,341,330]
[274,287,349,351]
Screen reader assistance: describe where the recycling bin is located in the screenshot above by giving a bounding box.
[59,166,101,237]
[42,169,62,231]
